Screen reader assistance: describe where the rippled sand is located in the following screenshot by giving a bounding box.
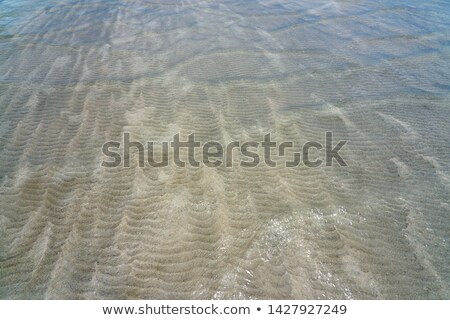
[0,0,449,299]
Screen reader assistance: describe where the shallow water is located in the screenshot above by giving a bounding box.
[0,0,449,299]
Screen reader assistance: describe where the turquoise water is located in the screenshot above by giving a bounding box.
[0,0,449,299]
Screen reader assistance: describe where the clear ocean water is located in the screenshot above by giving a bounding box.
[0,0,449,299]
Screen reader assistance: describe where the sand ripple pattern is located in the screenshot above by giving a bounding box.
[0,0,449,299]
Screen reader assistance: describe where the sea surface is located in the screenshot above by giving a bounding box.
[0,0,449,299]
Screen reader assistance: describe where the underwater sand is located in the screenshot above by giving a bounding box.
[0,0,449,299]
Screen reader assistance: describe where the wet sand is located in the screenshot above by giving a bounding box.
[0,0,449,299]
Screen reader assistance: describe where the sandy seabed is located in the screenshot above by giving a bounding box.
[0,0,449,299]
